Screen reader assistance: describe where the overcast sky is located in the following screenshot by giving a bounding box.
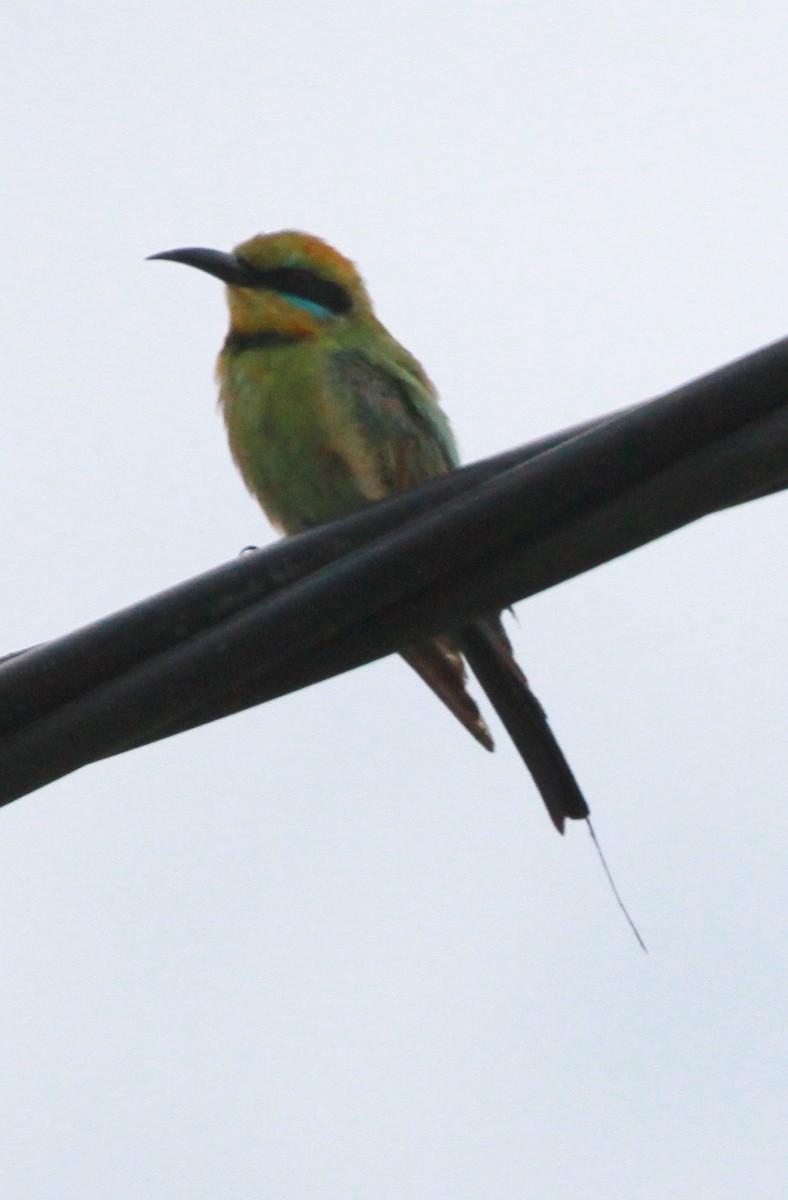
[2,3,787,1197]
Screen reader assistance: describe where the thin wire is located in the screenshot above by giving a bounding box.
[586,818,648,953]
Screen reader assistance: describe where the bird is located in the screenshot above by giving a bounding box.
[149,231,590,833]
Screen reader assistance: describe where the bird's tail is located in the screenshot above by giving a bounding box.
[402,621,589,833]
[458,619,589,833]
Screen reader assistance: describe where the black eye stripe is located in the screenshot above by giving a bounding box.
[239,264,353,315]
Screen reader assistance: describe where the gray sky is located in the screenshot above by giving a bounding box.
[2,3,787,1196]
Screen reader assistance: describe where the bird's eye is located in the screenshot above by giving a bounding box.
[250,266,353,316]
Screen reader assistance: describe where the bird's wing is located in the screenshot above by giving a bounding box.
[323,349,458,496]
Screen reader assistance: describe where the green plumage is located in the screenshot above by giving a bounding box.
[220,324,456,534]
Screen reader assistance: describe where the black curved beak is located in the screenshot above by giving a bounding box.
[147,247,260,287]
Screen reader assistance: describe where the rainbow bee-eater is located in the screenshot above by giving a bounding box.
[150,231,590,832]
